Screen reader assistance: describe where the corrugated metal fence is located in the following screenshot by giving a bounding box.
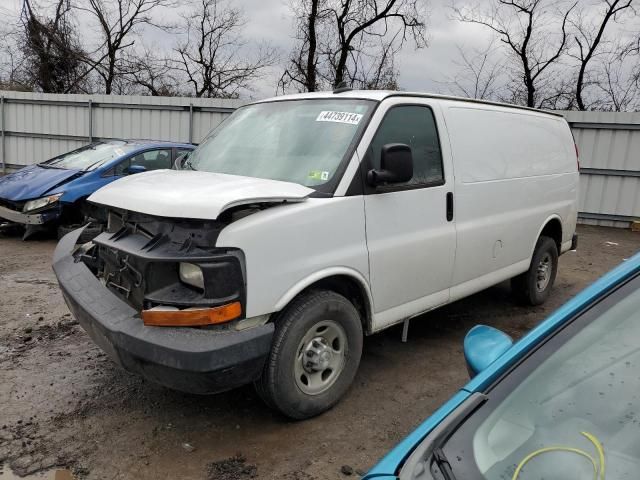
[0,91,638,227]
[0,91,243,173]
[560,110,640,228]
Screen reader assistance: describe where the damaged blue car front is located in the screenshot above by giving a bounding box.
[0,140,194,239]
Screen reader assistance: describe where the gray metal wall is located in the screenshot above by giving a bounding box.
[0,91,244,173]
[560,110,640,228]
[0,91,638,228]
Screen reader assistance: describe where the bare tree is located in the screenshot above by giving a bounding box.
[279,0,327,92]
[619,18,640,98]
[123,48,179,95]
[592,49,639,110]
[174,0,276,98]
[349,36,401,89]
[281,0,427,92]
[443,41,503,100]
[328,0,426,87]
[454,0,577,108]
[0,24,31,91]
[570,0,635,110]
[77,0,177,94]
[19,0,89,93]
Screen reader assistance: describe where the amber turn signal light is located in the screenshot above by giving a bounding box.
[142,302,242,327]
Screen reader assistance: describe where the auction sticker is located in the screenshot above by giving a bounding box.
[308,170,330,181]
[316,111,363,125]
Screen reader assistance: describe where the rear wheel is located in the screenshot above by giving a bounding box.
[255,290,363,419]
[511,236,558,305]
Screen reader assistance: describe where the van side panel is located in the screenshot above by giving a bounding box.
[444,104,578,299]
[215,197,371,319]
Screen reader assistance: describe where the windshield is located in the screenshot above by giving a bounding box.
[186,99,375,191]
[42,142,136,171]
[426,275,640,480]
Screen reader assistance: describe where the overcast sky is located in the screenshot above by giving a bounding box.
[2,0,638,102]
[234,0,493,98]
[2,0,497,98]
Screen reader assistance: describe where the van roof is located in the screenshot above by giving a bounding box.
[253,90,565,118]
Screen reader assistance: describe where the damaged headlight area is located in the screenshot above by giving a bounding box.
[179,262,205,290]
[22,193,62,213]
[78,209,246,327]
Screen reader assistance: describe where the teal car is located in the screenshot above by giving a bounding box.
[366,251,640,480]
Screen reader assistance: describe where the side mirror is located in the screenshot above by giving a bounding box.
[126,165,147,175]
[464,325,514,377]
[367,143,413,186]
[174,152,190,170]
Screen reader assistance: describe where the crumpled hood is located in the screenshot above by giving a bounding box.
[0,165,82,201]
[88,170,314,220]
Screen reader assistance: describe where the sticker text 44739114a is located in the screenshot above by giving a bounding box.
[316,111,363,125]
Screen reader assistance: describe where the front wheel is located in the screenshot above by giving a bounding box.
[511,236,558,306]
[255,290,363,419]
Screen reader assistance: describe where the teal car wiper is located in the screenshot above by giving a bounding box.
[432,447,456,480]
[399,393,487,480]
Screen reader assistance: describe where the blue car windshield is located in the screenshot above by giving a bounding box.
[406,274,640,480]
[42,142,136,171]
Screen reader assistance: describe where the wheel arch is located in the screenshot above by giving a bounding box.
[531,215,563,258]
[273,268,374,334]
[59,195,89,225]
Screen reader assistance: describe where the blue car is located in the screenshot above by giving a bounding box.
[366,251,640,480]
[0,140,194,239]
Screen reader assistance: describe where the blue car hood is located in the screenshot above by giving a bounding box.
[0,165,83,201]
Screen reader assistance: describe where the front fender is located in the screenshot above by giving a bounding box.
[274,266,372,311]
[59,176,117,204]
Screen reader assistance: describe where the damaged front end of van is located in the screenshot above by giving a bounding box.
[52,170,313,394]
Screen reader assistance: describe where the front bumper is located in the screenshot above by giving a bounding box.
[0,203,60,225]
[52,227,274,394]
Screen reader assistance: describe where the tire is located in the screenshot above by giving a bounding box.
[511,236,558,306]
[57,222,103,243]
[255,290,363,420]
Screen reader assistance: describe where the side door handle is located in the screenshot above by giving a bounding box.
[446,192,454,222]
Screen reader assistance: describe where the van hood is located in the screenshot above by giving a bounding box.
[0,165,82,201]
[88,170,315,220]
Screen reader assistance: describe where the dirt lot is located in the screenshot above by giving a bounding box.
[0,225,639,479]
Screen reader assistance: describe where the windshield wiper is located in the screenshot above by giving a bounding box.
[83,159,107,171]
[398,393,488,480]
[183,157,195,170]
[432,447,457,480]
[39,163,65,169]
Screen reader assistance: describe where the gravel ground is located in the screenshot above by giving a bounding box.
[0,225,639,479]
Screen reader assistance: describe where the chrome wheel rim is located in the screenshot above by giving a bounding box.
[536,252,552,292]
[294,320,347,396]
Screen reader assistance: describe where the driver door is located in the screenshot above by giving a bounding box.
[362,100,456,330]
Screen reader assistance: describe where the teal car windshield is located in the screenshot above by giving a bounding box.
[186,99,375,191]
[42,142,136,171]
[415,274,640,480]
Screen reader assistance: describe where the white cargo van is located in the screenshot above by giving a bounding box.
[52,90,579,419]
